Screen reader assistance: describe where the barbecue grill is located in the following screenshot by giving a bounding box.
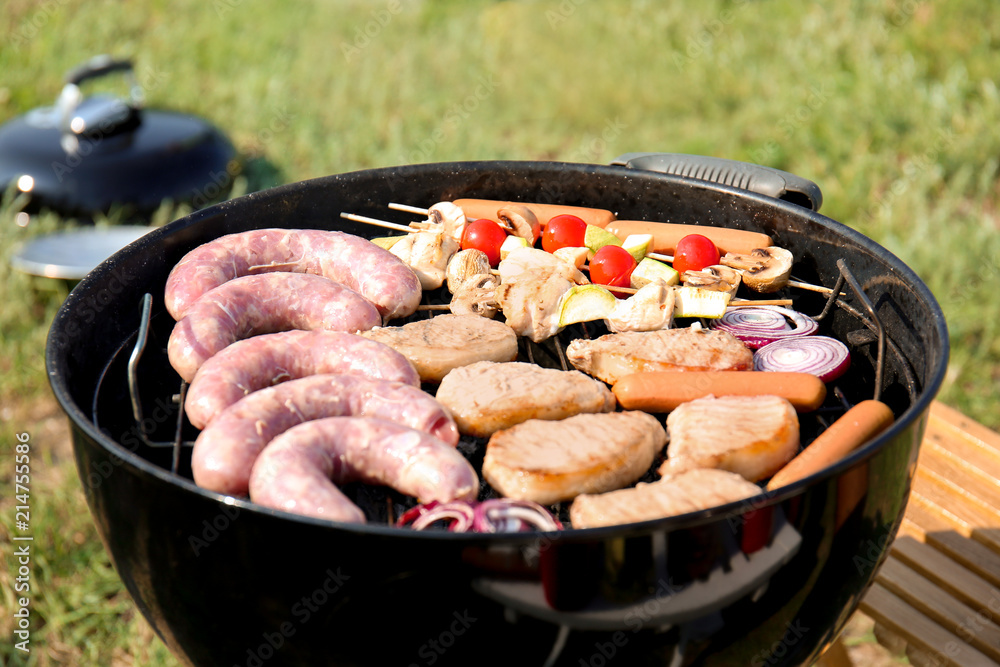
[47,156,948,666]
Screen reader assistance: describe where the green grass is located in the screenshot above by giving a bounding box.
[2,0,998,663]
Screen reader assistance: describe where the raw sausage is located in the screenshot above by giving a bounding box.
[606,220,773,255]
[167,273,381,382]
[185,330,420,429]
[249,417,479,523]
[452,199,616,229]
[192,374,459,496]
[613,370,827,413]
[766,400,894,490]
[164,228,422,321]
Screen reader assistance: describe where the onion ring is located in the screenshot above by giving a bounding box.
[711,306,819,349]
[396,499,563,533]
[753,335,851,382]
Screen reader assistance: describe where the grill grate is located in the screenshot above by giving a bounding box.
[115,256,908,526]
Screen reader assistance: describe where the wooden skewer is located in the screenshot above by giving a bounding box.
[416,304,452,311]
[388,202,476,222]
[787,279,845,296]
[340,212,415,235]
[648,251,674,263]
[344,210,839,299]
[730,299,794,307]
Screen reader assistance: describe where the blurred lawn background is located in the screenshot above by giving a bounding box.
[1,0,998,664]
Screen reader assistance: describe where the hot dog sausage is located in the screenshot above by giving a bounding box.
[167,273,381,383]
[766,399,894,490]
[612,371,827,413]
[164,228,422,321]
[192,374,459,496]
[185,330,420,430]
[248,417,479,523]
[452,199,616,229]
[606,220,773,255]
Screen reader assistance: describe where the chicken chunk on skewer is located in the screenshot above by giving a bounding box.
[388,230,460,291]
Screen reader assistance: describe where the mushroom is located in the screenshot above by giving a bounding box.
[446,248,492,294]
[681,264,743,299]
[450,274,500,318]
[496,205,541,244]
[408,201,467,242]
[719,247,794,293]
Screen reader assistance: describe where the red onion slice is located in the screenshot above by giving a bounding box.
[396,499,563,533]
[712,306,819,350]
[396,501,475,532]
[753,335,851,382]
[474,499,564,533]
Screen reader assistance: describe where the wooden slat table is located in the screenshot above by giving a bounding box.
[854,401,1000,666]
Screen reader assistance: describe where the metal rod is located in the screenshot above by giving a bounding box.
[836,260,886,402]
[128,293,154,442]
[813,273,847,322]
[171,382,187,474]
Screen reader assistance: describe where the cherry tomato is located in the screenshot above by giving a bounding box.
[672,234,720,274]
[589,245,637,294]
[541,214,587,253]
[461,219,508,266]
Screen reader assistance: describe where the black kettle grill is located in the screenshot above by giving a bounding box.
[0,55,237,218]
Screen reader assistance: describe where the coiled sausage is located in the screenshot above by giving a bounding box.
[164,228,422,322]
[185,330,420,430]
[249,417,479,523]
[192,374,459,496]
[167,273,381,382]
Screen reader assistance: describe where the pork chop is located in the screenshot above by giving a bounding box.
[566,325,753,384]
[659,394,799,482]
[434,361,616,438]
[569,468,762,529]
[361,314,518,383]
[483,411,666,504]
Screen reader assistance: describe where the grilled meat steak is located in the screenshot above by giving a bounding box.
[566,325,753,384]
[435,361,616,438]
[659,394,799,482]
[361,314,518,383]
[570,468,762,529]
[483,411,666,505]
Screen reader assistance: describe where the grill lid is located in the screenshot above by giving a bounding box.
[0,55,238,218]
